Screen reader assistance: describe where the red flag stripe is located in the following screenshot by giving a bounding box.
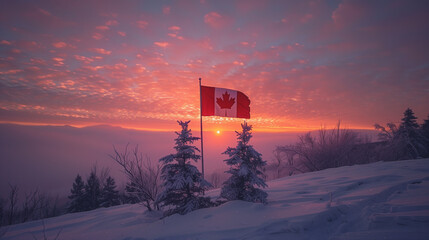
[201,85,250,119]
[237,91,250,119]
[201,86,215,116]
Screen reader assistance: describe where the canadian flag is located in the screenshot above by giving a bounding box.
[201,86,250,119]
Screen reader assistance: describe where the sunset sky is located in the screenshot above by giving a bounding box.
[1,0,428,132]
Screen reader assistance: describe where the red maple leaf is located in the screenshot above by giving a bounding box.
[216,91,235,109]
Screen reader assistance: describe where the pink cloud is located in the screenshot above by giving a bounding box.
[52,57,64,66]
[74,55,94,64]
[52,41,67,48]
[0,40,12,45]
[204,12,229,29]
[0,69,23,75]
[136,20,148,29]
[168,33,184,40]
[104,63,127,71]
[92,33,104,40]
[168,26,181,31]
[91,48,112,55]
[105,20,118,26]
[11,48,21,54]
[300,14,313,23]
[132,64,146,74]
[82,66,103,71]
[96,25,109,31]
[37,8,51,16]
[163,6,171,15]
[117,31,126,37]
[154,42,169,48]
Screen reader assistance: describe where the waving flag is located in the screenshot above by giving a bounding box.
[201,86,250,119]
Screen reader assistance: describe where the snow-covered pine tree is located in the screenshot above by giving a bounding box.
[422,114,429,157]
[157,120,212,216]
[100,176,120,208]
[67,174,86,213]
[124,182,141,204]
[83,171,101,210]
[397,108,428,159]
[220,122,268,203]
[422,114,429,135]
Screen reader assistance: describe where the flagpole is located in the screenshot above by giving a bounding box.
[199,77,205,182]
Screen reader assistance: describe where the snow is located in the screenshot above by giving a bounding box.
[2,159,429,240]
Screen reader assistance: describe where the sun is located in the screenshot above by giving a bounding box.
[216,130,221,135]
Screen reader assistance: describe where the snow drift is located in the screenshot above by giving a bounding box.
[2,159,429,240]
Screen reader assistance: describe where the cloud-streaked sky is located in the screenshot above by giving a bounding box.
[1,0,428,131]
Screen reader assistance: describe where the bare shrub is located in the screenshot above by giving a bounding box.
[207,171,228,189]
[266,148,305,180]
[1,186,63,227]
[276,122,364,173]
[110,144,162,211]
[7,185,18,225]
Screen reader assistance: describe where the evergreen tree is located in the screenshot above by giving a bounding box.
[100,176,120,208]
[397,108,428,159]
[67,174,86,213]
[422,114,429,134]
[401,108,419,129]
[124,182,141,204]
[221,122,268,203]
[157,120,212,216]
[83,171,101,210]
[420,114,429,158]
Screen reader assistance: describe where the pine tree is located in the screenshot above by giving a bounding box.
[422,114,429,134]
[100,176,120,208]
[124,182,141,204]
[397,108,428,159]
[401,108,419,129]
[157,120,212,216]
[83,171,101,210]
[221,122,268,203]
[67,174,86,213]
[420,114,429,158]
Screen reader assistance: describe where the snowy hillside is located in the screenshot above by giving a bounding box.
[2,159,429,240]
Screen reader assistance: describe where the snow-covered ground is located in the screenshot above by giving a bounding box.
[2,159,429,240]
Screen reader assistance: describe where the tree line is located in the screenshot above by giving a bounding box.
[0,185,61,227]
[67,167,121,213]
[265,108,429,179]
